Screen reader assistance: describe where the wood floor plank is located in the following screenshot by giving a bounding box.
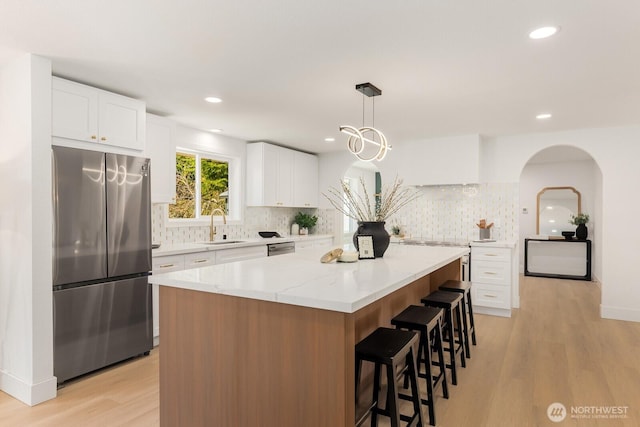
[1,275,639,426]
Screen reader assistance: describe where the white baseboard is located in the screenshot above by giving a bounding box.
[473,306,512,318]
[601,305,640,323]
[0,370,57,406]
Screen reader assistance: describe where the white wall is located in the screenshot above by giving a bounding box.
[519,157,601,280]
[0,54,57,405]
[483,126,640,322]
[379,134,481,186]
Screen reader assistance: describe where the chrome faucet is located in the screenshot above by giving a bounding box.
[209,208,227,241]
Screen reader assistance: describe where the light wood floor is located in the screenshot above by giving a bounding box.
[2,276,639,426]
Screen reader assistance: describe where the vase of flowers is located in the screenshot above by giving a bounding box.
[324,176,419,257]
[569,213,589,240]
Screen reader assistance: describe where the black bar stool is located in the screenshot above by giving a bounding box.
[391,305,449,426]
[439,280,477,359]
[355,327,424,427]
[421,291,466,385]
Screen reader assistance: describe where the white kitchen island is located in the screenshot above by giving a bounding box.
[151,244,468,427]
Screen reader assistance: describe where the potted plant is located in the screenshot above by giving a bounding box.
[294,212,318,235]
[323,176,419,257]
[569,212,590,240]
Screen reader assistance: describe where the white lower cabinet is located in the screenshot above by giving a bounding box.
[296,237,333,249]
[152,254,185,273]
[471,244,516,317]
[184,251,216,269]
[216,245,268,264]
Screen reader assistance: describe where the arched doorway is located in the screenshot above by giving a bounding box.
[519,145,604,283]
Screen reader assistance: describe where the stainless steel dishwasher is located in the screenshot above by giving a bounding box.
[267,241,295,256]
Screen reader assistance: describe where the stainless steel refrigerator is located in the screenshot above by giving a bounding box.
[52,145,153,384]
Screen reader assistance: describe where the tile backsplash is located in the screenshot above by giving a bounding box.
[390,183,519,242]
[152,183,517,245]
[152,205,335,245]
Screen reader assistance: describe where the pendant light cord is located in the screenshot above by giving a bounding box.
[362,93,365,128]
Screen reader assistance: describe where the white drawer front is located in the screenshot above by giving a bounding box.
[473,283,510,309]
[471,260,510,286]
[184,252,216,269]
[472,246,510,262]
[216,245,268,265]
[152,255,185,273]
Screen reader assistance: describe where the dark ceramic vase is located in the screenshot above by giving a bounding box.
[353,221,390,258]
[576,223,588,240]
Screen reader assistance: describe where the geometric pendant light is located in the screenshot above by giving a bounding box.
[340,82,391,162]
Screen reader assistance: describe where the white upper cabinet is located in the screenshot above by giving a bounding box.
[293,151,318,207]
[276,147,294,206]
[247,142,318,207]
[52,77,146,151]
[145,114,176,204]
[52,78,98,142]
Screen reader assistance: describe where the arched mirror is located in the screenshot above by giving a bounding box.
[342,161,381,244]
[536,186,581,236]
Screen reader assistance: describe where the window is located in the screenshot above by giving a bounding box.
[169,150,230,219]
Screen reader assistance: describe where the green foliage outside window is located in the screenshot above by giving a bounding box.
[169,152,229,219]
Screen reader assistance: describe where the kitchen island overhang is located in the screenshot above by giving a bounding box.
[151,244,468,427]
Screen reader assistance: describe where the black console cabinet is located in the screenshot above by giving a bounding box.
[524,238,591,281]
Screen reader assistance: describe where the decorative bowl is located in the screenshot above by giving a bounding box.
[561,231,575,240]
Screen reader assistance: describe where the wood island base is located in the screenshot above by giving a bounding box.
[159,260,460,427]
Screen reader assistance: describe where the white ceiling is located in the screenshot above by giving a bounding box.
[1,0,639,154]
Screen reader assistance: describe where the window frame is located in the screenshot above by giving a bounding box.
[166,147,241,227]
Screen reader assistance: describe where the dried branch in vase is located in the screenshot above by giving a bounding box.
[323,176,420,222]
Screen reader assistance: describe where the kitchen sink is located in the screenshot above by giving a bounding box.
[200,240,245,245]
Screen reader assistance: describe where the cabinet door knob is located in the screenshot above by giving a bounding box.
[91,135,97,140]
[101,136,107,141]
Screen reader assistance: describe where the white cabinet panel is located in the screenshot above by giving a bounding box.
[52,78,98,142]
[261,143,280,206]
[293,151,318,207]
[471,260,510,286]
[145,114,176,204]
[52,77,145,151]
[98,91,145,150]
[152,254,185,273]
[216,245,268,264]
[473,284,510,309]
[297,237,333,249]
[471,245,513,317]
[152,284,160,339]
[471,246,511,263]
[247,142,318,207]
[184,252,216,269]
[276,148,294,206]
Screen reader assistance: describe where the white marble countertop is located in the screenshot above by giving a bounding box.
[150,244,469,313]
[469,240,517,249]
[153,234,334,257]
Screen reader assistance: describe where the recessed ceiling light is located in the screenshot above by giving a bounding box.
[209,128,223,133]
[324,137,335,142]
[536,113,552,120]
[529,26,559,39]
[205,97,222,103]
